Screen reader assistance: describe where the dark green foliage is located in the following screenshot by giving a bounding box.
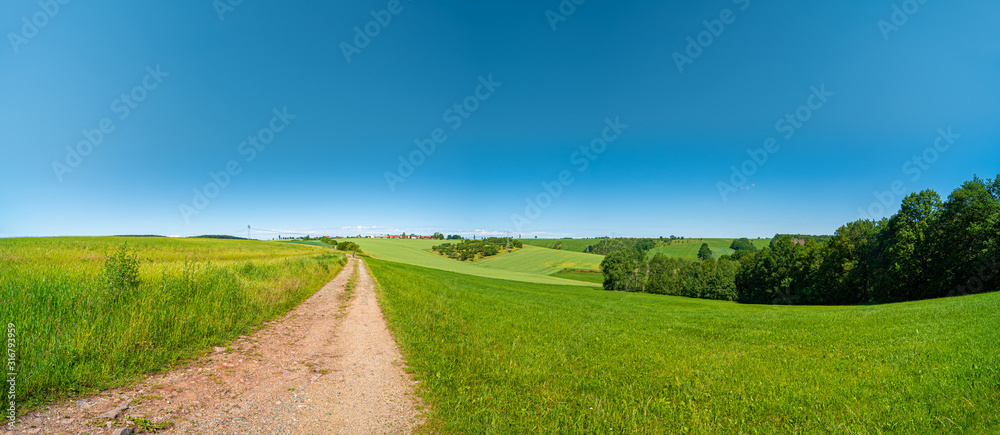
[596,174,1000,305]
[432,238,522,261]
[934,176,1000,297]
[697,243,713,261]
[729,238,758,252]
[105,243,140,292]
[446,234,463,240]
[735,236,819,304]
[336,241,361,253]
[591,237,664,255]
[879,190,942,301]
[645,254,739,300]
[737,174,1000,305]
[769,234,831,248]
[600,249,647,292]
[316,236,338,247]
[811,219,884,304]
[432,232,445,240]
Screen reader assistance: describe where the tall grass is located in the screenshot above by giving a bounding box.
[0,237,345,411]
[368,258,1000,434]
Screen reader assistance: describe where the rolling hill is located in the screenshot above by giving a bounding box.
[349,238,602,286]
[368,257,1000,433]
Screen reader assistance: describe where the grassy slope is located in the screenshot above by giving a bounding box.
[1,237,345,410]
[550,269,604,284]
[523,238,771,260]
[475,246,602,275]
[350,238,600,286]
[647,238,771,260]
[519,238,603,253]
[369,258,1000,434]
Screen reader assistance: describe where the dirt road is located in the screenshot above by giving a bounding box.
[11,257,423,434]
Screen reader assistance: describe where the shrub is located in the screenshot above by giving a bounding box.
[729,238,758,252]
[105,242,140,292]
[336,241,361,253]
[697,243,713,261]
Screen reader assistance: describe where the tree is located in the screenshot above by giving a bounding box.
[729,238,757,252]
[336,241,361,252]
[635,239,657,252]
[812,219,885,304]
[933,176,1000,296]
[432,232,445,240]
[880,190,942,301]
[697,243,713,261]
[736,236,815,304]
[646,253,684,295]
[600,249,647,292]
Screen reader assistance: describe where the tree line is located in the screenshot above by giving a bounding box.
[602,174,1000,305]
[318,237,361,253]
[591,237,681,255]
[430,232,464,240]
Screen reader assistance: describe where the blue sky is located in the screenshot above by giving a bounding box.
[1,0,998,239]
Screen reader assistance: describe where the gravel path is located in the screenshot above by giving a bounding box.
[9,257,424,434]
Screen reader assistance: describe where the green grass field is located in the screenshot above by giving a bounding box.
[550,269,604,284]
[349,238,600,286]
[519,238,603,253]
[369,258,1000,434]
[475,246,602,275]
[1,237,345,411]
[646,238,771,260]
[523,238,771,260]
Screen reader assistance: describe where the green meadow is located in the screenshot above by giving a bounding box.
[475,246,602,275]
[646,238,771,260]
[521,237,772,260]
[350,238,600,286]
[369,258,1000,434]
[519,238,604,253]
[0,237,345,411]
[550,269,604,284]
